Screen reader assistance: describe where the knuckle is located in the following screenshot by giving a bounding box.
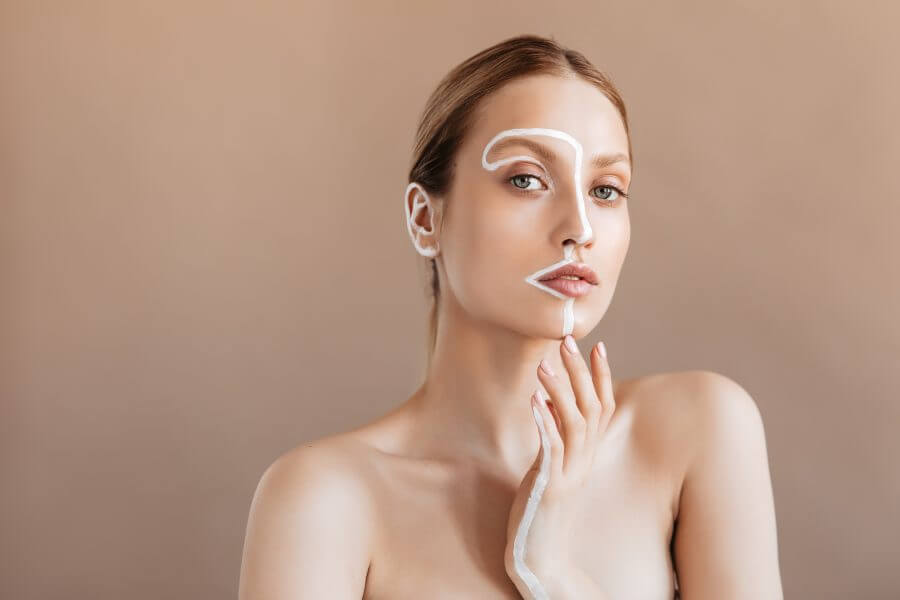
[566,425,585,445]
[549,439,563,457]
[544,483,563,502]
[596,356,610,374]
[592,351,609,371]
[570,356,590,376]
[539,370,558,390]
[583,401,602,421]
[547,430,563,451]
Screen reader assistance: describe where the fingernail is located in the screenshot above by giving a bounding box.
[539,359,555,376]
[597,341,607,359]
[564,335,578,354]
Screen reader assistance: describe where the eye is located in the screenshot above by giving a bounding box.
[507,173,547,194]
[590,184,629,205]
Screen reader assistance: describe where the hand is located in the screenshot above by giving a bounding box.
[504,336,616,593]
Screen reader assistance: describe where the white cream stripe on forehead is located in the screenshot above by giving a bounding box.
[483,127,593,339]
[481,127,594,244]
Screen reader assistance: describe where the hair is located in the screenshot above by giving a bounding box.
[407,34,633,375]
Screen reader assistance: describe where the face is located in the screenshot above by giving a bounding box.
[405,74,632,340]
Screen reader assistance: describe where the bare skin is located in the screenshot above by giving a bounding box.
[238,74,783,599]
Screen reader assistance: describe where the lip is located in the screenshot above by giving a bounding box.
[538,277,594,297]
[537,262,599,285]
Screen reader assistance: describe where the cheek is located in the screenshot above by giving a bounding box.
[441,195,535,308]
[615,217,631,263]
[593,213,630,266]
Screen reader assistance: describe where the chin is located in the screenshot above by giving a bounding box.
[568,318,603,340]
[492,300,597,341]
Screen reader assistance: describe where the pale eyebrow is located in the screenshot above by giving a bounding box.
[486,136,631,171]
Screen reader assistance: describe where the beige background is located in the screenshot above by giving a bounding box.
[2,1,898,598]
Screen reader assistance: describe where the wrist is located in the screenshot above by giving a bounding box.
[506,558,607,600]
[504,551,572,596]
[528,565,575,598]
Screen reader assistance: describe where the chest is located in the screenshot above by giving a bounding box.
[362,457,679,600]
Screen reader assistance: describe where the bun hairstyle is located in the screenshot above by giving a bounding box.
[407,34,632,375]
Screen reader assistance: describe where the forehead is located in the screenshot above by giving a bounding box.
[465,74,630,166]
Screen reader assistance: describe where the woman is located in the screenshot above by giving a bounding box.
[238,34,784,599]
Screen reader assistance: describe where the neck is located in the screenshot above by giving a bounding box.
[406,292,570,478]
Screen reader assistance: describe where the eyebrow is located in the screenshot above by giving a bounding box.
[487,136,631,170]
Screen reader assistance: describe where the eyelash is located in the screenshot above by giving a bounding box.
[506,173,630,204]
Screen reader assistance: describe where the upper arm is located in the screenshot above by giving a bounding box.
[238,445,374,599]
[672,371,784,600]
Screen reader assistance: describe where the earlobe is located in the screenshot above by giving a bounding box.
[404,181,441,258]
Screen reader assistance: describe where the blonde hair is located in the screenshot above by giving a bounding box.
[407,34,633,375]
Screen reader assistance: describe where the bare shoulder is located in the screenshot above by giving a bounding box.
[238,434,379,599]
[644,371,783,597]
[260,434,380,508]
[660,369,771,476]
[618,370,768,510]
[622,368,764,434]
[650,369,766,444]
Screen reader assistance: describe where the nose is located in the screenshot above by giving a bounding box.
[553,181,594,250]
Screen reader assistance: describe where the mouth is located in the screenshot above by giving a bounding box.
[527,261,599,299]
[537,263,599,285]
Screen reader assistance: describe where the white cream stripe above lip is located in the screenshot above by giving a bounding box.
[525,256,575,300]
[525,242,580,302]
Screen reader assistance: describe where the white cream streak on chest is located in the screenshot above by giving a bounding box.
[506,391,554,599]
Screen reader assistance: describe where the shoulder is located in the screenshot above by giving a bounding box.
[666,370,772,493]
[258,434,377,509]
[647,371,783,596]
[249,433,381,536]
[621,370,769,507]
[625,369,765,437]
[667,369,767,454]
[238,435,378,598]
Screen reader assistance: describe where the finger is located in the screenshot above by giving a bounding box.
[537,355,584,468]
[590,341,616,435]
[560,334,602,431]
[546,399,562,434]
[533,389,563,476]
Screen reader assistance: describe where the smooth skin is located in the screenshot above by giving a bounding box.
[238,74,784,599]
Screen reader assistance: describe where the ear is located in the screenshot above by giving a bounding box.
[404,182,442,258]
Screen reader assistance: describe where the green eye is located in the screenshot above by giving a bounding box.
[508,174,630,203]
[509,174,543,191]
[590,184,629,204]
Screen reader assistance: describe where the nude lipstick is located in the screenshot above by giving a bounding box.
[536,263,599,298]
